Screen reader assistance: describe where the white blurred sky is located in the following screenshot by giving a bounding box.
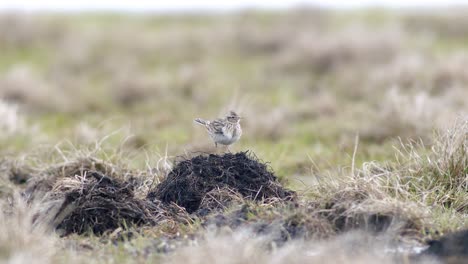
[0,0,467,12]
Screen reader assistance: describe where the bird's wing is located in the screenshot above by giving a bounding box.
[222,123,233,138]
[208,119,225,134]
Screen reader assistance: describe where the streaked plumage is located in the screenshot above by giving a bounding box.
[194,111,242,148]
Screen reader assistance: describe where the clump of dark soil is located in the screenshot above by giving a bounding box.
[48,171,189,236]
[149,151,296,213]
[53,171,148,235]
[422,229,468,257]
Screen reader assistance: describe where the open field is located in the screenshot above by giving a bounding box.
[0,8,467,263]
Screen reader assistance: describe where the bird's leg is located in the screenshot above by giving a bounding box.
[215,142,218,148]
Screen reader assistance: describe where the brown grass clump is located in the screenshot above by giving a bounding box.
[395,117,468,212]
[198,187,245,214]
[24,156,122,202]
[359,87,451,143]
[367,53,468,94]
[0,14,63,48]
[403,10,468,40]
[151,151,296,213]
[233,22,297,55]
[306,160,430,240]
[274,28,401,74]
[48,171,188,236]
[111,73,166,107]
[0,66,71,113]
[320,192,425,237]
[312,117,467,237]
[428,119,467,191]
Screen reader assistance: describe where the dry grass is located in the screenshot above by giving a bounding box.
[0,66,71,113]
[0,124,463,263]
[0,194,57,264]
[273,27,402,74]
[360,87,450,143]
[305,172,429,240]
[394,117,468,212]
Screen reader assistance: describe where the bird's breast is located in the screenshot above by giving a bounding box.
[232,124,242,140]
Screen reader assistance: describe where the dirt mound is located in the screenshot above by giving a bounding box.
[149,151,296,213]
[24,157,121,202]
[48,171,188,236]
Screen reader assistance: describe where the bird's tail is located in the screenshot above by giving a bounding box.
[194,118,208,126]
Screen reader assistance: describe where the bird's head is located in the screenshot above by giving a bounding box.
[226,111,241,123]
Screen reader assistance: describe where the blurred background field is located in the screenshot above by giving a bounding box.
[1,8,466,177]
[0,3,467,263]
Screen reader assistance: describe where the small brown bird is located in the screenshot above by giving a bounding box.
[194,111,242,149]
